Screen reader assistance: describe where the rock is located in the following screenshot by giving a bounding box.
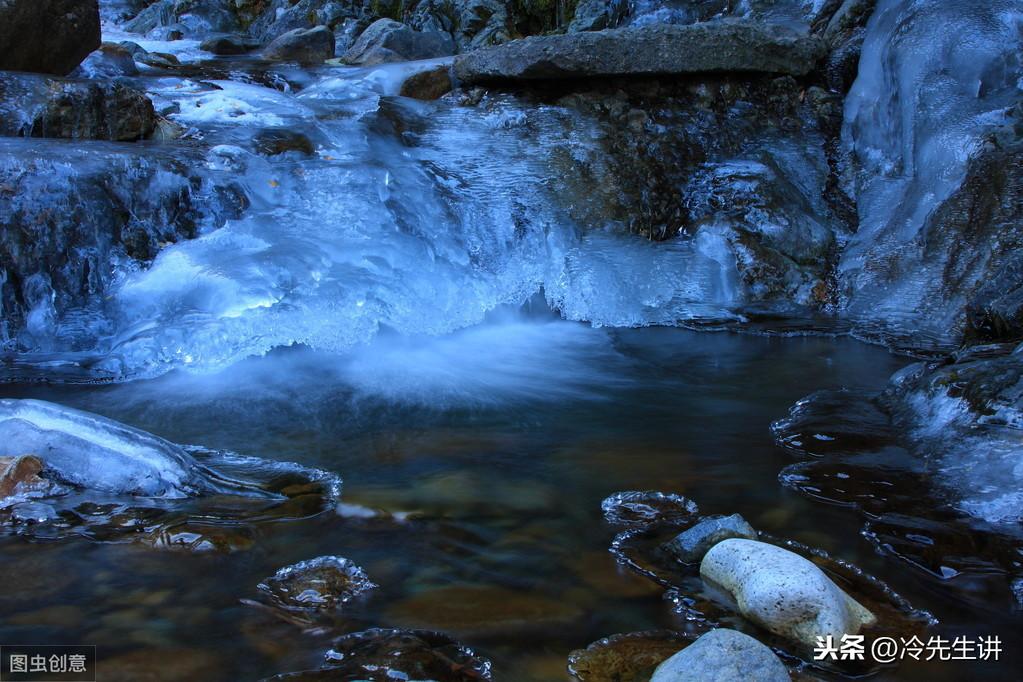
[200,34,257,56]
[263,26,336,63]
[343,19,455,66]
[600,490,699,528]
[135,50,181,68]
[123,0,241,38]
[408,0,513,53]
[700,539,876,649]
[0,399,226,497]
[267,628,493,681]
[257,556,376,611]
[650,629,790,682]
[567,0,623,32]
[663,514,757,564]
[568,630,688,682]
[27,80,156,142]
[75,42,140,78]
[453,21,826,84]
[254,129,316,156]
[399,64,453,100]
[0,0,100,75]
[0,144,247,351]
[0,455,47,498]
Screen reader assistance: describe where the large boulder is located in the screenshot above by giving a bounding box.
[343,18,455,66]
[0,74,157,142]
[0,0,101,75]
[453,20,825,83]
[701,539,876,649]
[262,25,336,63]
[650,629,790,682]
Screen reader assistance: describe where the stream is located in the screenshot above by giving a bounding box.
[1,1,1022,680]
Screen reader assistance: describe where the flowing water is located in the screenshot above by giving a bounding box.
[2,2,1023,680]
[2,325,1019,681]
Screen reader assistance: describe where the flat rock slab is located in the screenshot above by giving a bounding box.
[454,20,825,84]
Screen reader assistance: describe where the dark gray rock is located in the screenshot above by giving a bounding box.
[0,0,101,75]
[343,18,455,66]
[263,25,336,63]
[409,0,512,53]
[453,20,826,83]
[662,514,757,563]
[123,0,241,38]
[200,34,258,55]
[650,629,789,682]
[567,0,624,32]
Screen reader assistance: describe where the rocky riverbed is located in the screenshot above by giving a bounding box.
[1,0,1022,680]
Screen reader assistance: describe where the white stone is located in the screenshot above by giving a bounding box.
[700,538,876,649]
[651,629,789,682]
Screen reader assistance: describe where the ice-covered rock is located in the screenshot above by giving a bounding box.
[840,0,1023,351]
[257,556,376,611]
[651,629,789,682]
[701,539,877,649]
[0,399,223,497]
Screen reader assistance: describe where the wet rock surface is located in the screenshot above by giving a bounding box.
[453,21,826,83]
[662,513,756,564]
[0,0,101,75]
[650,629,789,682]
[399,63,454,100]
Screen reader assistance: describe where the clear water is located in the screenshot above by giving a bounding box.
[1,327,1021,680]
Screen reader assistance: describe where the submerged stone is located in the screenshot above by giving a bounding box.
[650,629,789,682]
[567,630,688,682]
[662,514,757,564]
[701,539,877,650]
[258,556,376,611]
[268,628,492,681]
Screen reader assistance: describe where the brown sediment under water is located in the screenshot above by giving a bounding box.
[0,324,1019,681]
